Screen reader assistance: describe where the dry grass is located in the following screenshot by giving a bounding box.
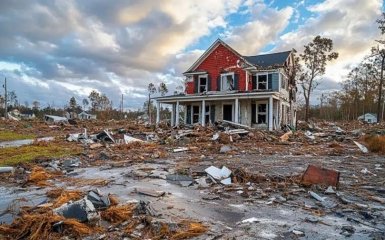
[28,166,60,186]
[0,141,81,166]
[171,221,208,240]
[0,211,98,240]
[101,204,136,224]
[364,135,385,154]
[46,188,84,208]
[0,130,36,141]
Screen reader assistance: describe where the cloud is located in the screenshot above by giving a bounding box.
[277,0,382,82]
[224,3,294,54]
[0,0,246,108]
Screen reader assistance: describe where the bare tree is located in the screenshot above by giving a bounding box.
[82,98,89,111]
[158,82,168,96]
[298,36,339,122]
[147,83,156,124]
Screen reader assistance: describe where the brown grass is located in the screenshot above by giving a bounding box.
[0,211,98,240]
[363,135,385,154]
[47,189,84,208]
[171,221,208,240]
[28,166,60,186]
[101,204,136,224]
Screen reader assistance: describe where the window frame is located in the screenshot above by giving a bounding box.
[220,72,235,91]
[257,74,268,90]
[198,74,208,93]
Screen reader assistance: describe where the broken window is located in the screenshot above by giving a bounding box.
[257,103,267,124]
[198,75,207,93]
[257,75,267,90]
[220,73,234,91]
[192,106,200,123]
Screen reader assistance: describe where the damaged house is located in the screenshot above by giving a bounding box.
[155,39,297,130]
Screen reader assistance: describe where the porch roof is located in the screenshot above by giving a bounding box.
[154,91,280,104]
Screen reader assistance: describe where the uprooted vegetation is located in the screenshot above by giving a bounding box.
[363,135,385,154]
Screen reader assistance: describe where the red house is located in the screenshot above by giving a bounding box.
[155,39,296,130]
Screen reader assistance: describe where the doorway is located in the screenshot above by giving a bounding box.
[223,104,233,121]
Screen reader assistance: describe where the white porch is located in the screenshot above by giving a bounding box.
[155,92,293,131]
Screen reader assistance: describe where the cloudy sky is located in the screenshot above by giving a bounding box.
[0,0,383,109]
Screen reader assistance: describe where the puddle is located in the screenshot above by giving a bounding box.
[0,137,54,148]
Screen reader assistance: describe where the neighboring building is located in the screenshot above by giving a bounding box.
[65,111,78,120]
[44,115,68,124]
[78,111,97,120]
[154,39,297,130]
[20,110,36,119]
[358,113,377,123]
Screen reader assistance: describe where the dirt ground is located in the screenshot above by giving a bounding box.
[0,119,384,239]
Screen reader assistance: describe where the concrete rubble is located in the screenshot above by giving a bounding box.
[0,119,385,239]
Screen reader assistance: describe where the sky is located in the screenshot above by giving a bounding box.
[0,0,383,109]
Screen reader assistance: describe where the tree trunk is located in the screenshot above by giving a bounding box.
[148,93,151,124]
[377,55,384,123]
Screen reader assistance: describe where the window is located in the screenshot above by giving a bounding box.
[220,73,234,91]
[257,75,267,90]
[198,75,207,93]
[257,103,267,124]
[192,106,200,123]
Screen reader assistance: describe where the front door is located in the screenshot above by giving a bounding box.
[223,104,233,121]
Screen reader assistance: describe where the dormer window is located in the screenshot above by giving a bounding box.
[220,72,234,91]
[198,75,208,93]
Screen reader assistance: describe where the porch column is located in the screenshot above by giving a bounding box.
[245,71,249,91]
[156,101,160,125]
[268,97,273,131]
[201,100,206,127]
[235,98,239,123]
[171,103,175,126]
[175,101,180,126]
[279,102,282,126]
[184,105,187,124]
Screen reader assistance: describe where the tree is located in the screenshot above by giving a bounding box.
[8,91,18,107]
[374,12,385,122]
[82,98,89,111]
[88,90,100,111]
[69,97,77,110]
[298,36,339,122]
[32,100,40,110]
[147,83,157,124]
[158,82,168,96]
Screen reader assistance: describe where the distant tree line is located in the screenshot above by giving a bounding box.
[298,13,385,122]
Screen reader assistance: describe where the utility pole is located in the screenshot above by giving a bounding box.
[3,78,7,119]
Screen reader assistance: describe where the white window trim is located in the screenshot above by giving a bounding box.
[220,72,235,91]
[256,73,269,90]
[256,101,268,125]
[222,102,234,122]
[198,74,208,93]
[191,104,200,124]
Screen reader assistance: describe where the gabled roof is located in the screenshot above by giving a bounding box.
[244,51,291,68]
[184,39,244,74]
[184,39,292,74]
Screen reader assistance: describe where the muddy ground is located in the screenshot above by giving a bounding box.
[0,119,384,239]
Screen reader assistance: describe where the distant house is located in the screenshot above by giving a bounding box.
[65,111,78,120]
[20,110,36,119]
[44,115,68,124]
[78,111,97,120]
[358,113,377,123]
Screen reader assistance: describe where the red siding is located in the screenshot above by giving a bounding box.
[186,44,247,94]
